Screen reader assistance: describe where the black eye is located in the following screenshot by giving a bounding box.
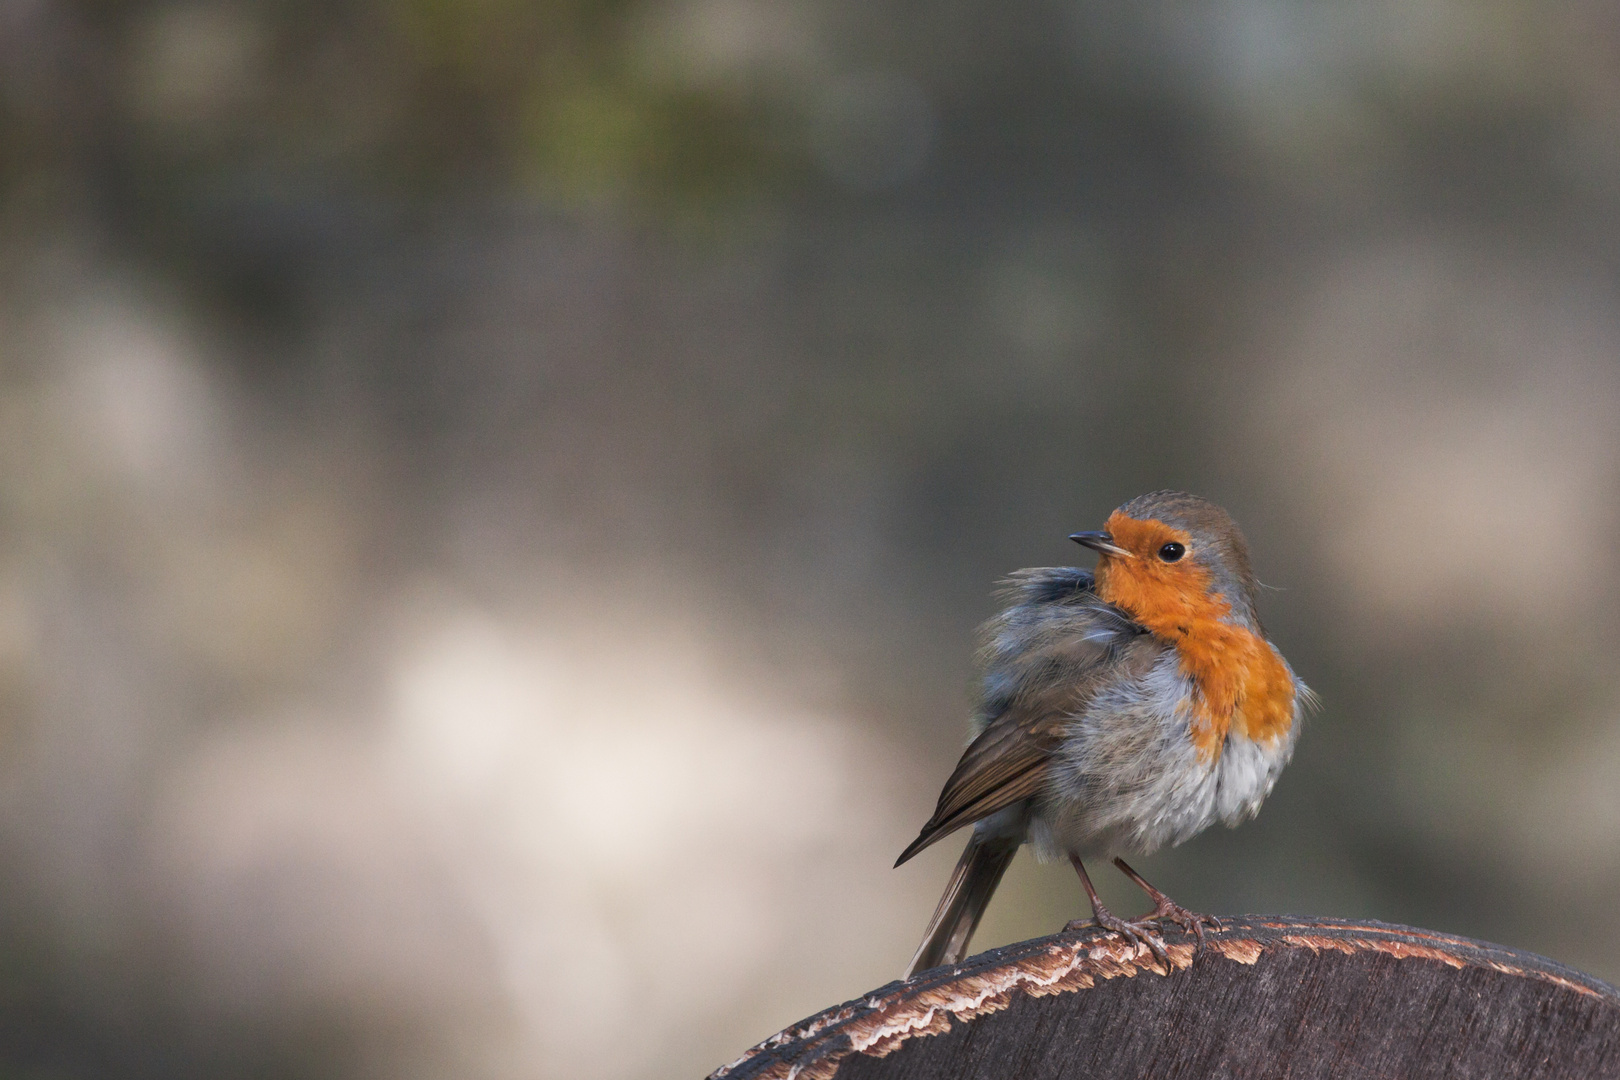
[1158,542,1185,563]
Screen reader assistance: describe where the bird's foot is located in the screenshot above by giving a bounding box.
[1108,858,1220,953]
[1144,898,1222,951]
[1063,911,1171,970]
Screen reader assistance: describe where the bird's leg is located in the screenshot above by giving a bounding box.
[1112,857,1222,949]
[1064,854,1170,968]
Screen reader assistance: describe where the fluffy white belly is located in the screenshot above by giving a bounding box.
[1029,649,1297,861]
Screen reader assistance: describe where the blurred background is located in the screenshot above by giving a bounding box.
[3,0,1620,1076]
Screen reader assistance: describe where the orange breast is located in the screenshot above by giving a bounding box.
[1095,516,1296,761]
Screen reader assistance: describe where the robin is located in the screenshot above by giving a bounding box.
[895,490,1315,977]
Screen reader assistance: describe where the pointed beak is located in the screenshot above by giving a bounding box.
[1070,531,1133,558]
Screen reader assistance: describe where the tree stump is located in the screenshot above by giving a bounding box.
[709,916,1620,1079]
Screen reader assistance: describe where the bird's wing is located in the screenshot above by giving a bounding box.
[894,568,1147,866]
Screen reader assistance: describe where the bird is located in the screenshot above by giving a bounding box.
[895,490,1315,978]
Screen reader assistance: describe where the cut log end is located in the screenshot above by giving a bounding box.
[710,915,1620,1080]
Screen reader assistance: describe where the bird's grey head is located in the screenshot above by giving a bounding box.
[1076,490,1263,629]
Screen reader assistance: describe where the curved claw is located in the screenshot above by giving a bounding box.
[1064,914,1171,970]
[1146,900,1222,951]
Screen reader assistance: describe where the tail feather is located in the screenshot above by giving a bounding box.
[903,833,1020,979]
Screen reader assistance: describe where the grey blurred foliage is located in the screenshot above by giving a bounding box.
[3,0,1620,1077]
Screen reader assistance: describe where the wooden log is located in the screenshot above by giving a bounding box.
[709,915,1620,1080]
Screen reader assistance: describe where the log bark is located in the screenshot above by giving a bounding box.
[709,915,1620,1080]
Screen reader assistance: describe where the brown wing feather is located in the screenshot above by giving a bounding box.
[894,689,1076,866]
[896,568,1156,867]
